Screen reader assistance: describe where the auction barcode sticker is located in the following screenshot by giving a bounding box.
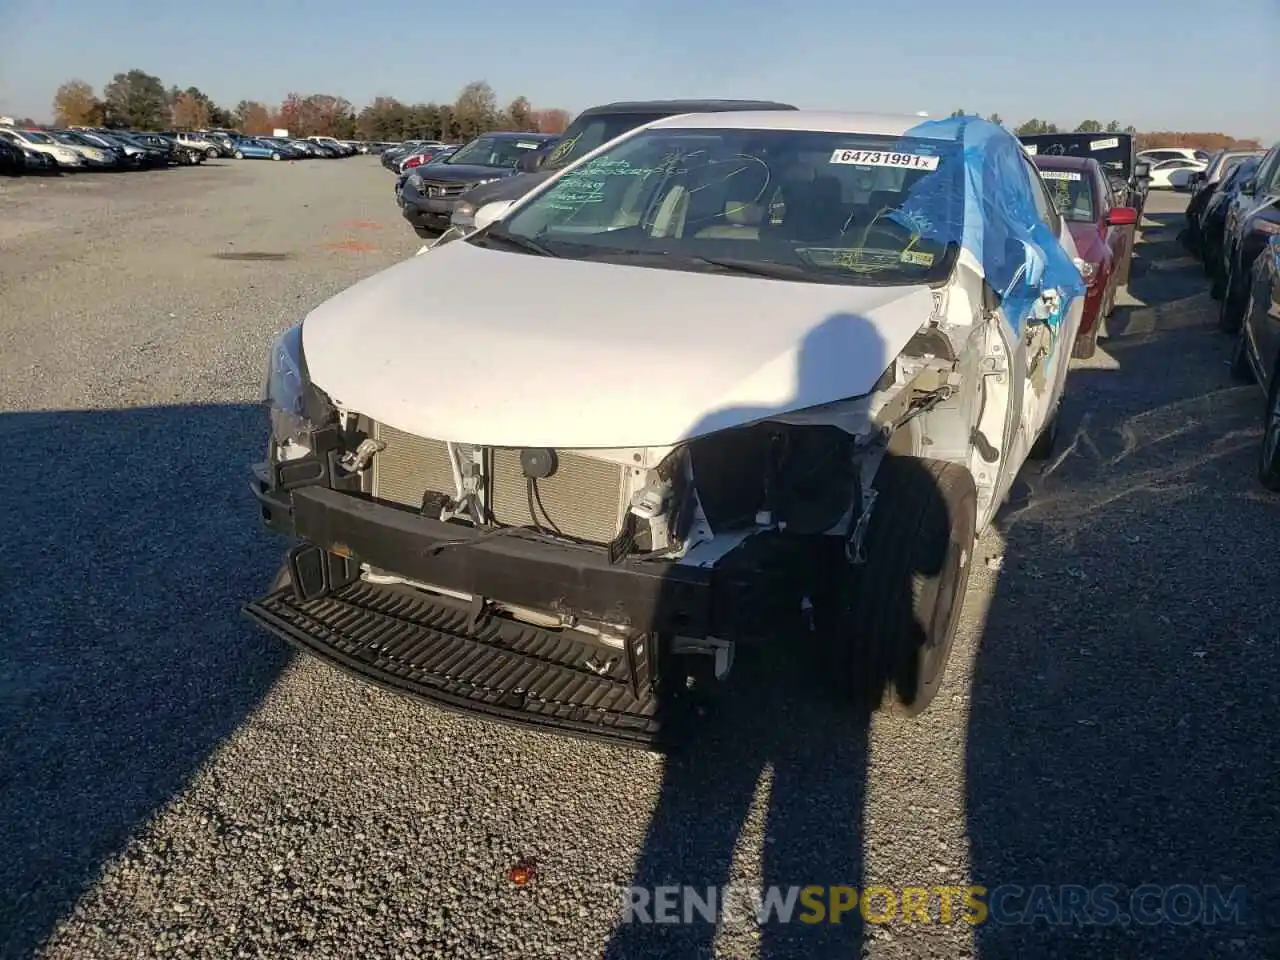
[1039,170,1082,181]
[829,149,940,170]
[516,141,541,149]
[1089,137,1120,151]
[1023,144,1038,155]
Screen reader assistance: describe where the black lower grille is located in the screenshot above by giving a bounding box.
[243,578,680,747]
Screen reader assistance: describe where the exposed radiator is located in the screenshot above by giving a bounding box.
[371,422,630,545]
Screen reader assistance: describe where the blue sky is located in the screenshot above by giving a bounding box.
[0,0,1273,139]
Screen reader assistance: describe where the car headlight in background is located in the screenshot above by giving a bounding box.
[451,200,477,228]
[54,149,80,163]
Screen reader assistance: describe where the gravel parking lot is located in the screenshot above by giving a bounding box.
[2,165,1277,960]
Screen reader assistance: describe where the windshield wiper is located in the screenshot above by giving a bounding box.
[475,229,559,257]
[682,255,817,280]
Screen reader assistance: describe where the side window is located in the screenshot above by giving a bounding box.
[1023,158,1062,234]
[1259,147,1280,194]
[1092,168,1112,215]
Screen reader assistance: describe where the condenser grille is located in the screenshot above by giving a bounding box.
[370,423,628,544]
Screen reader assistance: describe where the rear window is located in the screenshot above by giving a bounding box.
[1038,169,1095,222]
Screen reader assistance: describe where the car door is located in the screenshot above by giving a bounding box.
[1227,147,1280,263]
[1261,238,1280,386]
[1019,154,1083,433]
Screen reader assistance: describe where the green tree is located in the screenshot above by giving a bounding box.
[949,108,967,118]
[102,69,168,129]
[1074,119,1102,133]
[1015,118,1059,136]
[1104,120,1122,133]
[986,112,1003,126]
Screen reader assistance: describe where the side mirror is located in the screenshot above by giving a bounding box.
[516,151,545,173]
[1107,207,1139,226]
[1240,178,1257,197]
[1133,161,1151,179]
[474,200,514,230]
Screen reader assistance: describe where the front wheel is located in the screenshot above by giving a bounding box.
[1218,261,1245,333]
[234,150,245,160]
[1230,315,1255,383]
[271,152,281,161]
[205,147,218,159]
[826,455,977,717]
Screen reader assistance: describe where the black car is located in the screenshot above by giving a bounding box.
[1017,131,1151,216]
[0,136,24,175]
[398,132,558,236]
[445,100,800,234]
[1184,149,1264,254]
[1214,141,1280,333]
[1198,157,1261,280]
[1228,231,1280,487]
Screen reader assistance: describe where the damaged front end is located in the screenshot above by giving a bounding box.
[244,309,971,747]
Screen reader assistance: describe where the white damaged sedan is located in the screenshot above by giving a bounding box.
[247,111,1087,746]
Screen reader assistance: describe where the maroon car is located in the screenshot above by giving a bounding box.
[1033,155,1138,359]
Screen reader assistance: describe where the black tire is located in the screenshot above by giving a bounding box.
[1229,320,1255,383]
[1210,257,1226,300]
[234,150,245,160]
[1218,261,1245,333]
[271,152,281,161]
[1028,404,1061,460]
[1261,366,1280,491]
[206,147,218,159]
[829,456,977,717]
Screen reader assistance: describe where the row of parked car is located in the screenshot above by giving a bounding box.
[1180,143,1280,487]
[0,125,363,175]
[172,131,362,161]
[0,125,214,173]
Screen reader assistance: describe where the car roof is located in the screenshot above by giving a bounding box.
[482,131,556,139]
[578,99,798,116]
[646,110,952,137]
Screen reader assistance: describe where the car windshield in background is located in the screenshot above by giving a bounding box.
[543,113,669,170]
[1038,169,1094,222]
[488,128,963,287]
[1020,133,1131,178]
[1221,155,1253,176]
[21,130,54,144]
[446,137,545,168]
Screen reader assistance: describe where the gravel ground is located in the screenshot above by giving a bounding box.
[1,168,1277,960]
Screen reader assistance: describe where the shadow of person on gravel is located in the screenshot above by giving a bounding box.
[602,312,965,959]
[0,403,291,960]
[965,222,1280,957]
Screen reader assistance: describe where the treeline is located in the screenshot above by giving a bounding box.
[48,71,573,141]
[36,79,1266,151]
[959,112,1261,150]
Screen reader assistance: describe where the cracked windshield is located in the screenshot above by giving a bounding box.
[490,128,962,284]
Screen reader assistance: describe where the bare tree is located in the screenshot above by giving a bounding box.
[53,80,104,127]
[453,81,498,139]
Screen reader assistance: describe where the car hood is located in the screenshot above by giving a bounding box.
[302,241,936,449]
[416,163,518,183]
[460,170,556,206]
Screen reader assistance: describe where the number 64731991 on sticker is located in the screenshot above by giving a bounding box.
[829,149,940,171]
